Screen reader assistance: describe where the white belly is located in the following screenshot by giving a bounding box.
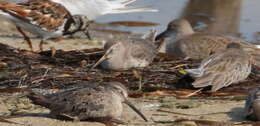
[0,12,62,40]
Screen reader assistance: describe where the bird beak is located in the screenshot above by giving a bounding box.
[89,54,109,71]
[89,43,118,71]
[124,99,148,122]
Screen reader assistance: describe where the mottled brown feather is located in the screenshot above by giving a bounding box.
[191,46,251,91]
[0,0,71,32]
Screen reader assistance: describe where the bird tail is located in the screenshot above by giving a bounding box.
[110,6,158,13]
[185,68,203,77]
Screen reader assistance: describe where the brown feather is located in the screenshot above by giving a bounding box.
[0,0,72,32]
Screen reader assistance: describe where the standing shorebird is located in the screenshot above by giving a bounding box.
[27,82,148,124]
[244,87,260,121]
[156,19,260,67]
[90,30,157,70]
[0,0,91,51]
[185,43,251,91]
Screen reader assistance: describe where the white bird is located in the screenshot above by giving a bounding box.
[51,0,158,20]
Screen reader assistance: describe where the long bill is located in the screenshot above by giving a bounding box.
[124,99,148,122]
[89,53,109,71]
[89,43,118,71]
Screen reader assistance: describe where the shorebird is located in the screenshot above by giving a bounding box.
[185,43,251,91]
[156,19,260,67]
[90,30,157,70]
[156,19,194,53]
[51,0,158,20]
[27,82,148,124]
[156,19,194,42]
[0,0,91,51]
[244,87,260,121]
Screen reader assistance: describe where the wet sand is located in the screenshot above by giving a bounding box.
[0,16,256,126]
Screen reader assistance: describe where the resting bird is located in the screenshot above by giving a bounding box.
[27,82,148,124]
[185,43,251,91]
[156,19,260,67]
[91,30,157,70]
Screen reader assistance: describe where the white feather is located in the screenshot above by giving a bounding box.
[185,68,204,77]
[51,0,157,20]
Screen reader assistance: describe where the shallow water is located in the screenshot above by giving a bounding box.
[97,0,260,42]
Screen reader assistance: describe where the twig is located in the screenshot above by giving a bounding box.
[80,51,104,56]
[0,116,24,125]
[31,68,50,84]
[157,109,231,116]
[183,88,203,98]
[170,64,188,69]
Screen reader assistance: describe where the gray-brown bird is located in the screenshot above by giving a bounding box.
[156,19,260,67]
[185,43,251,91]
[90,30,157,70]
[244,87,260,121]
[27,82,148,124]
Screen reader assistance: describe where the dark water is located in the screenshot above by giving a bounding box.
[97,0,260,42]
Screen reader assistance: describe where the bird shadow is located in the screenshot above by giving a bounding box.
[0,34,38,39]
[8,113,127,126]
[227,107,246,122]
[7,113,73,121]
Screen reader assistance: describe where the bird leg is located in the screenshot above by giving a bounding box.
[16,26,33,51]
[39,40,44,51]
[83,29,92,40]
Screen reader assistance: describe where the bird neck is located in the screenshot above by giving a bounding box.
[63,16,90,35]
[175,27,194,39]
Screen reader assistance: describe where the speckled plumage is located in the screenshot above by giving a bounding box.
[185,43,251,91]
[244,87,260,121]
[0,0,91,51]
[27,82,148,123]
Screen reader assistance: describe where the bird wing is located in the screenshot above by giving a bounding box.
[129,39,156,62]
[192,50,248,91]
[0,0,71,32]
[52,0,157,20]
[29,85,117,118]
